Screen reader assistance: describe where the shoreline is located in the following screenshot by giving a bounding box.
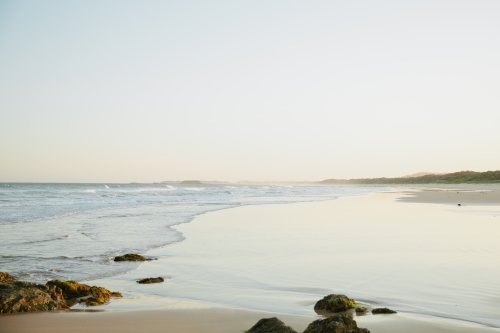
[2,186,500,332]
[2,305,499,333]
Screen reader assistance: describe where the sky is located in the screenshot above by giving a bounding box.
[0,0,499,182]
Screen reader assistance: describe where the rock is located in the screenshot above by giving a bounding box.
[458,204,461,206]
[355,307,367,313]
[137,277,164,284]
[314,294,356,313]
[0,272,16,282]
[113,253,152,262]
[46,280,122,306]
[303,314,370,333]
[79,286,122,306]
[372,307,397,314]
[246,317,298,333]
[46,280,91,299]
[0,280,68,313]
[0,274,122,313]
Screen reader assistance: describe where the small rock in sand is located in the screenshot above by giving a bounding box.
[372,307,397,314]
[137,277,165,284]
[246,317,297,333]
[304,314,370,333]
[113,253,153,262]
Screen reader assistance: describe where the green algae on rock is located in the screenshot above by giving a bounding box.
[80,286,123,306]
[113,253,153,262]
[303,314,370,333]
[46,280,122,306]
[372,307,397,314]
[46,280,91,299]
[314,294,356,313]
[246,317,298,333]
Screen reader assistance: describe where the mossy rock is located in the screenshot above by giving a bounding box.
[355,307,367,313]
[314,294,356,313]
[46,280,91,299]
[0,280,68,313]
[246,317,297,333]
[113,253,151,262]
[372,307,397,314]
[303,314,370,333]
[46,280,121,307]
[78,286,122,306]
[0,272,16,282]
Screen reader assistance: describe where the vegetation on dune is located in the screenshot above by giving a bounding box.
[321,170,500,184]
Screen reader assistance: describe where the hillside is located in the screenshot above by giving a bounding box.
[321,170,500,184]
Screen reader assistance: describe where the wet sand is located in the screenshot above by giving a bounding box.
[396,183,500,205]
[1,308,499,333]
[2,186,500,333]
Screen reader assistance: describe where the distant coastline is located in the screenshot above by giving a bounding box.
[157,170,500,186]
[320,170,500,184]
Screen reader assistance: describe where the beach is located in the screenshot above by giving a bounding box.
[1,186,500,333]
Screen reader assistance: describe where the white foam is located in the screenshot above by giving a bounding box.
[104,185,109,189]
[166,185,177,190]
[185,187,205,191]
[84,189,96,193]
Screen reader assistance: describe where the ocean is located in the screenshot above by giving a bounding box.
[0,183,376,282]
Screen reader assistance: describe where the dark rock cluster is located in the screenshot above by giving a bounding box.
[304,314,370,333]
[245,294,398,333]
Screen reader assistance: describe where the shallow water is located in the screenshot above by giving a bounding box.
[88,193,500,329]
[0,183,377,281]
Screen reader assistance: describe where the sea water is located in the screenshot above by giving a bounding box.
[0,183,377,282]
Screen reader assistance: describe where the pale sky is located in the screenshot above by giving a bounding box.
[1,1,499,182]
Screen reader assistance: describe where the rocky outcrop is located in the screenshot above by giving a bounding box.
[0,280,68,313]
[303,314,370,333]
[80,286,123,306]
[0,272,16,282]
[113,253,153,262]
[0,272,122,313]
[246,317,298,333]
[372,307,397,314]
[46,280,92,299]
[314,294,356,313]
[355,307,367,313]
[46,280,122,306]
[137,277,164,284]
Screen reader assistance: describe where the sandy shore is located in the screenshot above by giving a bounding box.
[2,186,500,333]
[1,307,498,333]
[396,183,500,205]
